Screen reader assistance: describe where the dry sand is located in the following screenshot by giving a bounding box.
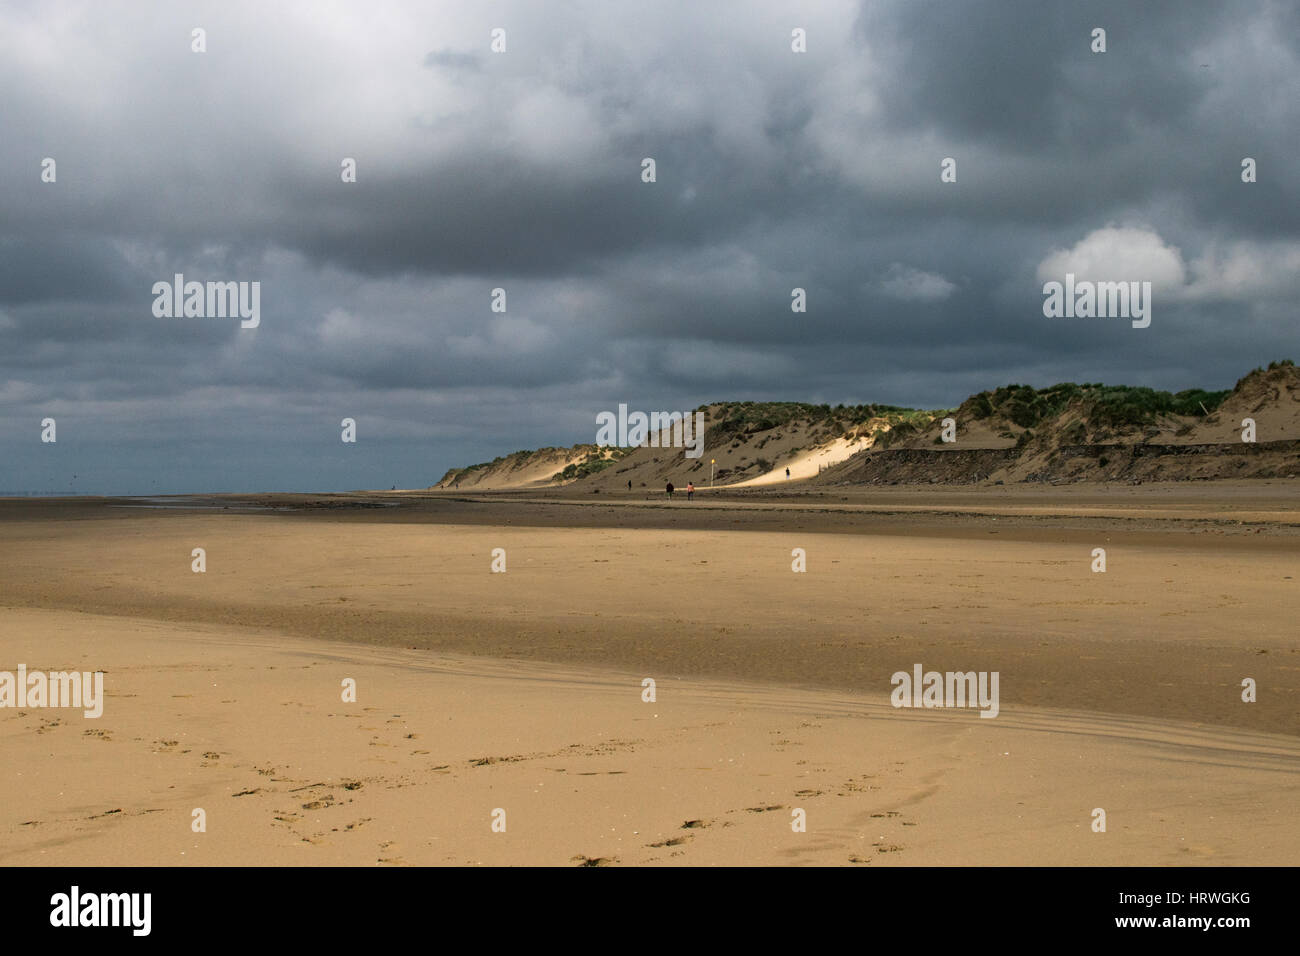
[730,435,871,485]
[1,486,1297,865]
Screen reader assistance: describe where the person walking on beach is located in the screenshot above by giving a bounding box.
[785,467,790,479]
[686,482,694,500]
[628,479,632,492]
[666,481,674,498]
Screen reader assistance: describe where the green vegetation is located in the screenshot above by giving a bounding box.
[707,400,926,436]
[968,382,1231,431]
[970,393,995,419]
[554,458,613,481]
[872,420,917,450]
[1227,358,1289,392]
[458,452,530,473]
[1234,358,1295,390]
[706,400,939,456]
[1088,386,1230,428]
[1060,419,1087,445]
[552,446,631,482]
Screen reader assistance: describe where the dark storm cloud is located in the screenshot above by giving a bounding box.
[0,239,139,308]
[858,0,1300,234]
[860,1,1207,148]
[0,0,1296,493]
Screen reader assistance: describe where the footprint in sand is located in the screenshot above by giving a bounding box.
[647,835,692,848]
[378,840,406,865]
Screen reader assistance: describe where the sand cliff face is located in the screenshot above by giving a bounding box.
[433,363,1300,490]
[833,363,1300,485]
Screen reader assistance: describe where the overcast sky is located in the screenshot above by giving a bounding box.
[2,0,1297,494]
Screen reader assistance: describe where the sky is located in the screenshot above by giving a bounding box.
[2,0,1297,494]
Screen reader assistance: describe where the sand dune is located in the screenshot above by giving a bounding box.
[430,364,1300,493]
[729,435,870,485]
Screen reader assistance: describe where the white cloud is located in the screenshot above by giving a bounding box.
[1037,225,1300,303]
[1183,240,1300,301]
[879,263,957,302]
[1036,226,1186,293]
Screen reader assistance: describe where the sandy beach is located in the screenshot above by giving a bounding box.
[1,486,1297,865]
